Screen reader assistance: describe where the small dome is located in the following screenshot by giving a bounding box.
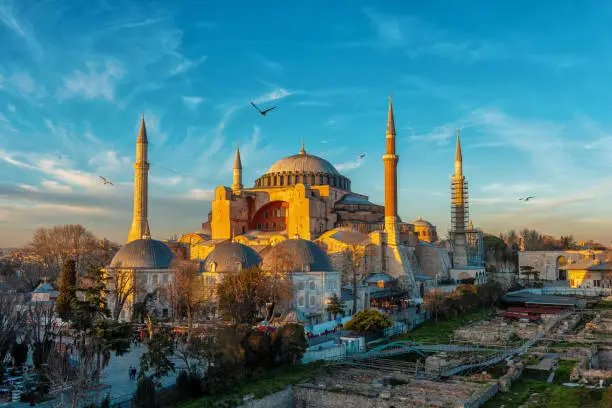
[412,216,434,227]
[204,242,262,272]
[110,239,174,269]
[262,238,332,272]
[265,152,340,175]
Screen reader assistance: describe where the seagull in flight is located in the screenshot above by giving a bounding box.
[519,196,535,202]
[99,176,114,186]
[250,101,277,116]
[356,154,367,159]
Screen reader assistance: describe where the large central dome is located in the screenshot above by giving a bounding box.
[266,152,339,175]
[254,144,351,191]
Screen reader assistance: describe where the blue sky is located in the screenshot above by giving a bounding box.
[1,0,611,247]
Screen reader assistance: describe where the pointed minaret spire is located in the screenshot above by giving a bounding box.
[386,93,396,141]
[455,128,463,177]
[300,140,306,155]
[232,145,243,192]
[383,93,400,246]
[137,113,148,144]
[128,113,151,242]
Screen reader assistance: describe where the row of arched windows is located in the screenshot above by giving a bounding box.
[254,172,351,191]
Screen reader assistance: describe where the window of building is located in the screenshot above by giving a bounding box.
[235,262,242,272]
[310,296,316,306]
[310,282,316,291]
[298,296,304,307]
[162,275,168,284]
[295,175,300,183]
[280,176,284,186]
[272,222,276,229]
[264,211,269,219]
[594,280,601,287]
[210,262,217,272]
[162,309,168,317]
[265,222,269,229]
[570,279,574,287]
[257,223,262,229]
[311,175,315,185]
[274,176,277,186]
[298,282,305,290]
[319,175,323,184]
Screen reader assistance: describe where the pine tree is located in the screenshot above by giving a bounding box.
[56,259,77,320]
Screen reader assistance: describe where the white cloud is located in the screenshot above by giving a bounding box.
[481,182,548,195]
[59,60,124,101]
[88,151,131,174]
[185,189,214,200]
[18,184,38,192]
[139,111,168,147]
[182,96,205,109]
[7,104,15,112]
[169,55,207,76]
[10,72,37,94]
[0,3,41,56]
[41,180,72,193]
[253,88,293,104]
[334,159,365,172]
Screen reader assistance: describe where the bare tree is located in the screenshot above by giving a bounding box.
[27,301,60,368]
[0,294,26,376]
[168,260,200,334]
[106,267,142,321]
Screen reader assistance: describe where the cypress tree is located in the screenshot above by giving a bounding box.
[56,259,77,320]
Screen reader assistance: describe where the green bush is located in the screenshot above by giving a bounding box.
[134,376,157,408]
[344,309,393,333]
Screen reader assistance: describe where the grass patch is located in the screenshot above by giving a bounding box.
[554,360,577,385]
[176,361,329,408]
[484,377,604,408]
[396,308,494,344]
[548,342,592,349]
[592,300,612,310]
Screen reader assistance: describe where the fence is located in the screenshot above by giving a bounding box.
[509,287,612,297]
[302,344,346,364]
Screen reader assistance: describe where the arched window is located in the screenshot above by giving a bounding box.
[265,222,269,229]
[273,176,277,186]
[298,296,305,307]
[210,262,217,272]
[264,211,269,219]
[295,175,300,184]
[298,282,305,290]
[235,262,242,272]
[280,175,284,186]
[311,175,315,185]
[319,175,323,184]
[310,281,316,291]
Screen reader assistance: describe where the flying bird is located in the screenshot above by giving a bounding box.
[356,154,367,159]
[519,196,535,201]
[99,176,114,186]
[250,101,277,116]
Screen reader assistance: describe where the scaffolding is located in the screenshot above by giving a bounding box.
[450,178,469,232]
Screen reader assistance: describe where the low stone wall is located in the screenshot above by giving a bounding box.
[238,386,292,408]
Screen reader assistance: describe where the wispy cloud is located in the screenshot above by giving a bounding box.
[334,159,365,172]
[41,180,72,193]
[0,1,41,56]
[253,88,293,104]
[169,55,207,76]
[7,103,15,112]
[253,53,283,74]
[184,189,214,200]
[182,96,205,109]
[59,60,124,101]
[297,100,332,107]
[481,182,548,195]
[88,151,131,175]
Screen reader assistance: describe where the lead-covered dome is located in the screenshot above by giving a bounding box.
[254,145,351,191]
[262,238,332,272]
[110,239,174,269]
[204,242,262,273]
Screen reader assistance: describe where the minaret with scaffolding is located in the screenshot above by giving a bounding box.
[450,129,469,267]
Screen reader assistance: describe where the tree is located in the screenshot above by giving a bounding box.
[0,294,26,377]
[423,291,447,322]
[28,301,60,368]
[10,341,28,367]
[326,293,344,319]
[519,265,540,283]
[344,309,393,333]
[134,376,157,408]
[272,323,307,365]
[106,267,141,321]
[242,329,273,368]
[167,260,199,333]
[56,259,78,320]
[216,266,293,326]
[602,386,612,408]
[139,326,175,379]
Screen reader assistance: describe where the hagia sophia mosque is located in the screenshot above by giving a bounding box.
[108,97,486,323]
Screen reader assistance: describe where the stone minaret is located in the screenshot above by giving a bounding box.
[383,94,400,246]
[232,146,243,192]
[451,128,469,267]
[127,115,151,243]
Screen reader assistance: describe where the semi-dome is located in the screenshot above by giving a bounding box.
[110,239,174,269]
[204,242,262,272]
[254,145,351,191]
[412,216,434,227]
[262,238,332,272]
